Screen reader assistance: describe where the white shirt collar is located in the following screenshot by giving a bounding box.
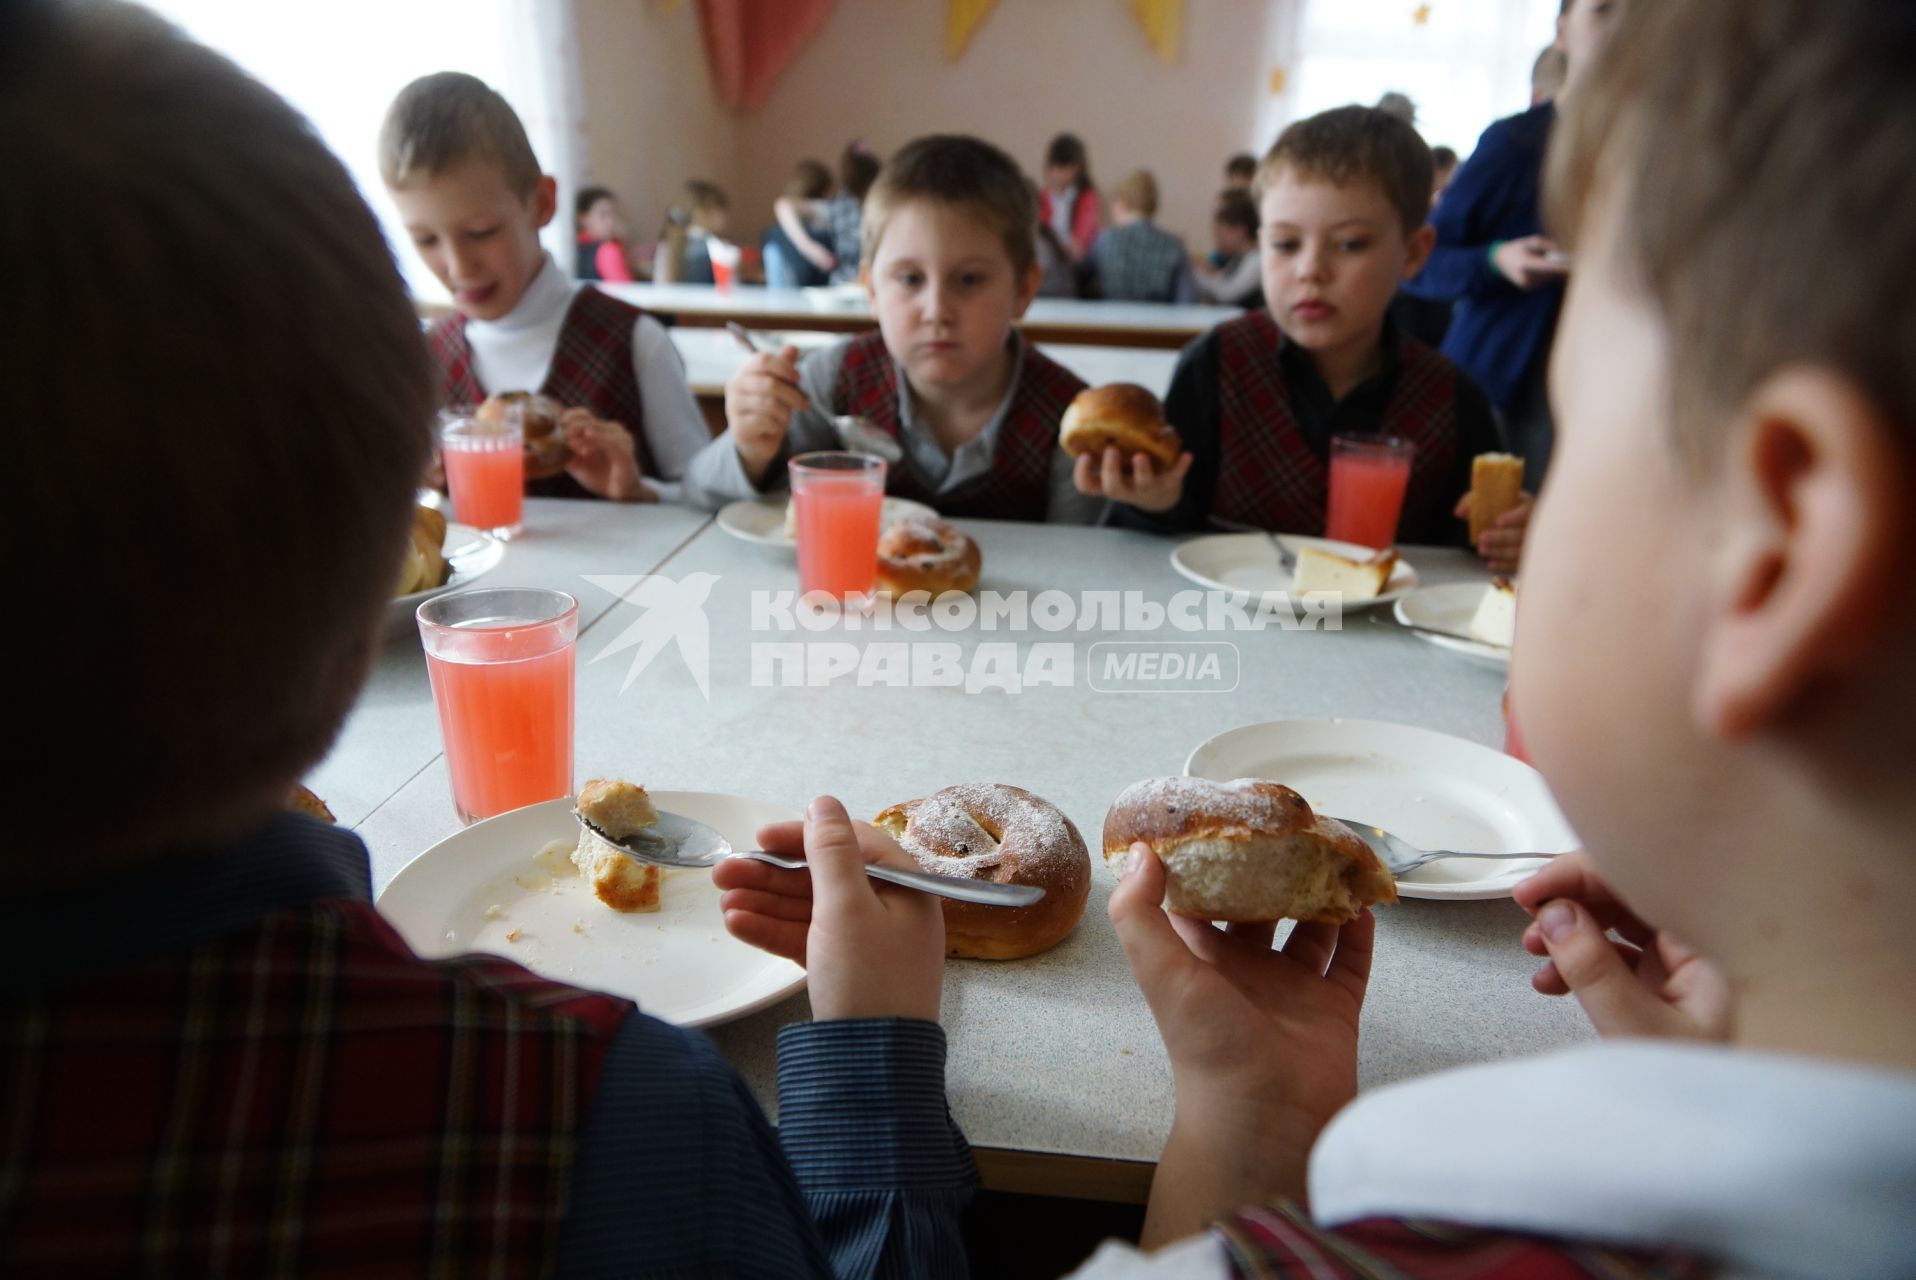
[1310,1040,1916,1278]
[463,254,579,395]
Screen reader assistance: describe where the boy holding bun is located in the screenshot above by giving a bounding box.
[1079,1,1916,1272]
[684,134,1101,523]
[2,5,975,1273]
[1090,107,1526,565]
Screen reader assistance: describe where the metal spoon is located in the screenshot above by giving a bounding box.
[1329,817,1558,878]
[723,322,904,463]
[576,810,1045,908]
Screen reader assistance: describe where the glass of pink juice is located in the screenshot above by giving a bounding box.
[441,412,525,539]
[1326,434,1416,549]
[789,451,887,605]
[417,587,577,825]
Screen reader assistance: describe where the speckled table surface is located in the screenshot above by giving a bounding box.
[331,505,1593,1195]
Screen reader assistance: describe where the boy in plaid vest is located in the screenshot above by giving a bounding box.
[382,73,711,504]
[1093,108,1526,571]
[684,134,1102,523]
[1077,1,1916,1275]
[1,6,973,1274]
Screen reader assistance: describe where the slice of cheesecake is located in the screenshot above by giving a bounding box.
[1467,578,1517,648]
[1291,545,1400,603]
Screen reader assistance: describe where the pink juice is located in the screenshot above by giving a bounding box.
[444,437,524,533]
[424,635,574,824]
[794,481,884,599]
[1326,448,1413,549]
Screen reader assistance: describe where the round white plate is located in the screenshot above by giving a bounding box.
[1170,533,1419,612]
[378,792,806,1027]
[716,495,940,550]
[1394,583,1510,669]
[387,521,505,629]
[1184,718,1573,900]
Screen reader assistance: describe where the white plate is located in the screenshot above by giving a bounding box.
[1170,533,1419,612]
[1393,583,1510,669]
[377,792,806,1027]
[387,521,505,629]
[716,495,941,550]
[1184,718,1573,900]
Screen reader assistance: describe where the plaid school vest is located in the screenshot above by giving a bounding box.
[427,286,653,499]
[1210,311,1459,536]
[0,899,631,1278]
[831,332,1082,522]
[1215,1204,1711,1280]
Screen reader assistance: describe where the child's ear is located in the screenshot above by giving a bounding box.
[1692,368,1907,740]
[530,174,558,231]
[1401,223,1436,280]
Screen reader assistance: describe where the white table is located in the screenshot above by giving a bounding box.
[335,504,1592,1202]
[668,326,1180,400]
[605,282,1241,350]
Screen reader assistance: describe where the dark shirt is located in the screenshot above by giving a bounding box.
[1111,318,1500,543]
[6,816,976,1279]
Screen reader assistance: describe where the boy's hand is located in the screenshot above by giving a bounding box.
[714,796,945,1023]
[561,408,654,502]
[1492,235,1571,290]
[1452,490,1533,574]
[1073,446,1193,514]
[725,346,808,486]
[1514,852,1734,1041]
[804,244,838,273]
[1108,842,1373,1214]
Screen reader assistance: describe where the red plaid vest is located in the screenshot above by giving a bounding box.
[1,899,631,1278]
[428,286,652,499]
[1210,311,1459,537]
[831,332,1082,522]
[1216,1203,1711,1279]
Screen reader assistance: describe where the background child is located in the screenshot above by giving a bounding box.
[1089,169,1196,303]
[1223,151,1257,191]
[1080,1,1916,1273]
[763,157,834,289]
[1193,187,1262,308]
[1039,131,1102,264]
[1,4,974,1274]
[685,134,1101,523]
[381,73,709,502]
[1427,145,1459,209]
[653,178,732,285]
[1091,107,1514,562]
[574,183,637,282]
[773,139,884,286]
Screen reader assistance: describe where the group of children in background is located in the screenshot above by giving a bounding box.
[15,0,1914,1275]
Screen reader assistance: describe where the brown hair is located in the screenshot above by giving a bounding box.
[1546,0,1916,454]
[685,179,729,215]
[1256,105,1433,236]
[1112,169,1160,219]
[1215,188,1258,236]
[1224,152,1258,183]
[379,71,541,196]
[860,134,1037,275]
[574,184,615,223]
[839,142,882,202]
[786,158,832,200]
[3,0,435,859]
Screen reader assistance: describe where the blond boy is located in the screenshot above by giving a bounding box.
[380,73,709,502]
[682,134,1100,523]
[1085,1,1916,1274]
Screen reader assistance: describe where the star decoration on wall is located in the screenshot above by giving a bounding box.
[1413,3,1432,24]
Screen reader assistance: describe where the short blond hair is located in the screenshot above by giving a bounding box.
[1112,169,1159,218]
[378,71,541,195]
[860,134,1036,275]
[1257,105,1433,236]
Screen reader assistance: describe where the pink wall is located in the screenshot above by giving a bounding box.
[577,0,1294,258]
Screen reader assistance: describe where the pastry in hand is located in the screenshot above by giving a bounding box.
[478,391,571,478]
[1059,383,1183,468]
[1467,452,1525,543]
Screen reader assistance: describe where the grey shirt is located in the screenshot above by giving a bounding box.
[682,334,1103,524]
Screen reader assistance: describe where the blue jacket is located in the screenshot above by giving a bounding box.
[1407,102,1562,410]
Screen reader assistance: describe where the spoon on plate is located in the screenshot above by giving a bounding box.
[1330,817,1558,878]
[723,323,904,463]
[576,809,1045,908]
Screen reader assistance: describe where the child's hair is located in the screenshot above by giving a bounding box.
[1044,132,1090,183]
[839,141,882,202]
[378,71,541,197]
[1430,145,1459,173]
[1225,152,1258,183]
[860,134,1037,275]
[1112,169,1160,219]
[1256,105,1433,236]
[685,179,729,216]
[1215,188,1259,237]
[6,0,435,859]
[786,158,832,201]
[575,184,615,224]
[1547,0,1916,454]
